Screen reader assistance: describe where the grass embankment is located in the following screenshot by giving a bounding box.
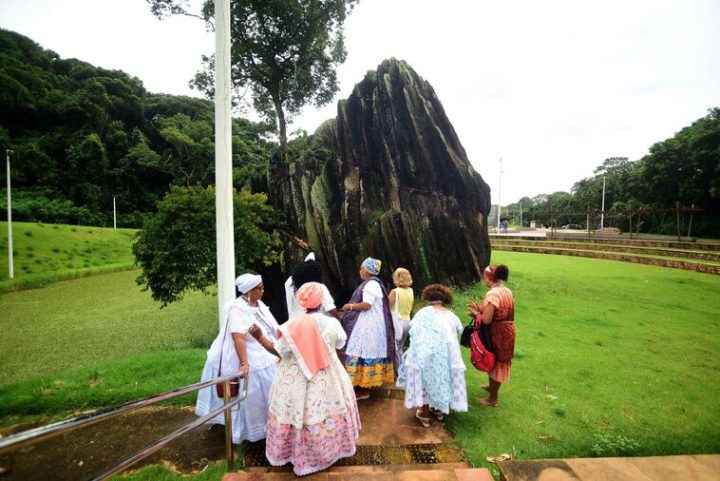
[448,251,720,471]
[1,250,719,480]
[0,221,137,291]
[0,269,217,426]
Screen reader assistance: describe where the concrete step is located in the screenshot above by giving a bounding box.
[496,454,720,481]
[223,464,493,480]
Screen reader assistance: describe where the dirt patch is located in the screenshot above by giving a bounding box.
[0,406,229,481]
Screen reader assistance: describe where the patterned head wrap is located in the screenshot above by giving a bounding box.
[483,264,498,283]
[297,282,324,310]
[362,257,382,276]
[235,273,262,294]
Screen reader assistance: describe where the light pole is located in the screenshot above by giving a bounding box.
[497,158,504,230]
[600,176,606,229]
[6,149,14,279]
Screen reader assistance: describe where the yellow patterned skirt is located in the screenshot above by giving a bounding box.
[345,356,394,388]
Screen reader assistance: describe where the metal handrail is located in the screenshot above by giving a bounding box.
[0,372,249,480]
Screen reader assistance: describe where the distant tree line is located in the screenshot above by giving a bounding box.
[502,108,720,237]
[0,29,273,228]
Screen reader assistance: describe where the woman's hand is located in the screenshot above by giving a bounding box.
[248,324,263,340]
[239,363,250,378]
[342,302,370,312]
[467,300,482,317]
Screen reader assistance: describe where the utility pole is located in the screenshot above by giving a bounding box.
[600,176,606,229]
[215,0,235,330]
[6,149,14,279]
[113,196,117,229]
[519,200,523,228]
[497,158,504,230]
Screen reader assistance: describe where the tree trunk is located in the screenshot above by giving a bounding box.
[273,98,287,149]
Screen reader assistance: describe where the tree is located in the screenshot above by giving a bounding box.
[147,0,358,148]
[133,185,282,305]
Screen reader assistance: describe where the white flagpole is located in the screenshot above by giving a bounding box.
[6,149,13,279]
[215,0,235,330]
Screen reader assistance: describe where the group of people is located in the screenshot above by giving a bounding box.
[195,255,516,476]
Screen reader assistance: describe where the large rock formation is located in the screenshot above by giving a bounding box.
[269,58,491,303]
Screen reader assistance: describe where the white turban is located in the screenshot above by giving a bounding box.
[235,273,262,294]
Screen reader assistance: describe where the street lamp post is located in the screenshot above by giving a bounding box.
[600,176,606,229]
[6,149,14,279]
[497,158,504,230]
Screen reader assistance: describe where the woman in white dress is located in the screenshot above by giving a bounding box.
[195,273,280,443]
[250,282,360,476]
[340,257,395,400]
[397,284,467,427]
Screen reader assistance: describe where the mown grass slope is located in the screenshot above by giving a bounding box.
[0,221,137,290]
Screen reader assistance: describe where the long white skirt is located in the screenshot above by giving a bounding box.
[195,362,276,443]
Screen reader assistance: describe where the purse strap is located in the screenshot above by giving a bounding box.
[217,309,232,376]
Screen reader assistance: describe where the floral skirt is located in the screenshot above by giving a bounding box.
[345,356,394,388]
[265,408,360,476]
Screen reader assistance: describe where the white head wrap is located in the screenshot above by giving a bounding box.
[235,273,262,294]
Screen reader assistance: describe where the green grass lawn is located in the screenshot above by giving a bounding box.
[0,221,137,291]
[1,250,719,480]
[0,269,217,385]
[448,251,720,473]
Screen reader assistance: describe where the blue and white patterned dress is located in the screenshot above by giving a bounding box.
[396,306,467,414]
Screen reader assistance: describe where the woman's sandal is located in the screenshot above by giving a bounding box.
[430,408,444,422]
[477,397,498,407]
[415,409,431,428]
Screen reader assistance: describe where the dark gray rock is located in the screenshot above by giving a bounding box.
[268,58,491,303]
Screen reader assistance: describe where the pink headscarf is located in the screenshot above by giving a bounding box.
[283,282,330,379]
[297,282,323,310]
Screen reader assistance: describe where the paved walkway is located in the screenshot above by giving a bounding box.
[223,387,492,481]
[497,454,720,481]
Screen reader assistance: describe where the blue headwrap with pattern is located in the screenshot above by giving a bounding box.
[362,257,382,276]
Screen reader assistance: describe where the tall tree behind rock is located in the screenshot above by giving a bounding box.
[270,59,491,299]
[147,0,357,149]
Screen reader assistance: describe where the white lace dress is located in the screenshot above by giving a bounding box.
[397,307,467,414]
[265,312,361,476]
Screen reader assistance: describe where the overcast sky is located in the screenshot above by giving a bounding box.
[1,0,719,205]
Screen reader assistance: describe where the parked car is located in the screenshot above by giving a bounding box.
[561,224,583,230]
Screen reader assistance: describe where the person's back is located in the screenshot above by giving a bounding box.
[395,286,414,321]
[390,268,414,370]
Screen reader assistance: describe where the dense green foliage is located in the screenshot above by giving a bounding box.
[133,186,282,305]
[505,109,720,236]
[0,29,273,227]
[148,0,357,147]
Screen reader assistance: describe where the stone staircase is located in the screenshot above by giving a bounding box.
[490,234,720,275]
[222,387,493,481]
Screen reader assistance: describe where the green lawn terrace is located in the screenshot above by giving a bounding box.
[0,221,137,291]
